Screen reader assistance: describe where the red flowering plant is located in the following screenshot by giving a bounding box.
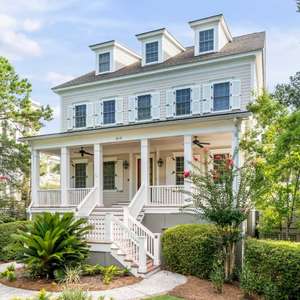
[182,151,262,282]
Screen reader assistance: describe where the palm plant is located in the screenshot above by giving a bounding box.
[14,212,91,278]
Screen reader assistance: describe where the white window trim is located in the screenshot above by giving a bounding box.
[96,49,113,75]
[195,25,218,56]
[135,154,155,191]
[211,80,232,113]
[73,102,88,130]
[135,92,153,122]
[173,85,194,118]
[143,39,161,66]
[101,98,117,126]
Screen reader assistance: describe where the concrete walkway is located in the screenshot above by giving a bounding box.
[0,262,187,300]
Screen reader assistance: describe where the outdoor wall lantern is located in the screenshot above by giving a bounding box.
[123,160,129,169]
[157,158,164,168]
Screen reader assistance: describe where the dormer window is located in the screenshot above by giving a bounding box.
[145,41,159,64]
[99,52,110,73]
[199,29,214,53]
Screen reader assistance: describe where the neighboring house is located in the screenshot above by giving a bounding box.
[24,14,265,276]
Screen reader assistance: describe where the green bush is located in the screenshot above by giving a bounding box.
[161,224,219,278]
[241,239,300,300]
[0,221,29,261]
[14,212,91,278]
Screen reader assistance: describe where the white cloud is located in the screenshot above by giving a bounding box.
[46,72,74,86]
[23,19,41,32]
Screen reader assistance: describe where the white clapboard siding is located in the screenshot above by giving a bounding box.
[165,89,174,118]
[230,79,241,110]
[192,85,201,115]
[94,102,101,126]
[115,160,123,191]
[151,92,160,120]
[115,97,124,124]
[165,156,176,185]
[128,96,136,123]
[202,84,212,113]
[67,105,74,130]
[86,103,94,127]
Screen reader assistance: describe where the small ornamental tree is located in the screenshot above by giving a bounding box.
[184,151,261,281]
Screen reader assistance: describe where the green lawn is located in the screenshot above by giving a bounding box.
[144,296,184,300]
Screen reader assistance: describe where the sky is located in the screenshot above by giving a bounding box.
[0,0,299,134]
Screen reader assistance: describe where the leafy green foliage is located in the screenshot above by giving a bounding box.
[162,224,219,278]
[0,57,53,217]
[62,266,82,285]
[241,91,300,236]
[0,264,17,281]
[240,239,300,300]
[0,221,29,261]
[102,265,124,285]
[14,213,91,278]
[57,289,92,300]
[210,254,224,293]
[81,264,104,276]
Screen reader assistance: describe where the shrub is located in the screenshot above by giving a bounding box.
[210,255,224,293]
[63,266,82,285]
[57,288,92,300]
[240,239,300,300]
[14,212,91,278]
[161,224,219,278]
[81,264,104,276]
[0,221,29,261]
[0,264,17,281]
[102,265,123,285]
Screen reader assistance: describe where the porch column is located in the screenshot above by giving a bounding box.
[94,144,103,206]
[184,135,193,198]
[61,146,70,206]
[141,139,150,187]
[31,149,40,205]
[129,152,134,201]
[156,149,160,185]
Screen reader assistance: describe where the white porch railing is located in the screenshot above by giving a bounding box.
[148,185,185,206]
[76,187,97,217]
[86,213,106,241]
[36,189,61,206]
[128,184,147,218]
[68,188,93,206]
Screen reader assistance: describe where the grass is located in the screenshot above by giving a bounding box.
[144,296,184,300]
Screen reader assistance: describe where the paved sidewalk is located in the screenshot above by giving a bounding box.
[0,263,186,300]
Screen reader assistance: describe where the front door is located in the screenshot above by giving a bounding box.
[74,163,87,188]
[137,158,153,189]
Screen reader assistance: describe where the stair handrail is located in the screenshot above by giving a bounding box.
[76,187,97,217]
[128,184,147,218]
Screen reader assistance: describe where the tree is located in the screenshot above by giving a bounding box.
[297,0,300,12]
[241,91,300,238]
[185,152,261,281]
[0,57,52,218]
[274,71,300,109]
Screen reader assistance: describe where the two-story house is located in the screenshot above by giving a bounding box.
[24,14,265,276]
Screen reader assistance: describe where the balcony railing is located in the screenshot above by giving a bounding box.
[148,185,185,206]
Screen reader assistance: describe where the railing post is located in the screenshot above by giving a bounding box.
[153,233,161,266]
[61,147,70,206]
[138,236,147,273]
[105,213,112,242]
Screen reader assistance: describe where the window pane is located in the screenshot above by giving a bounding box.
[176,156,184,185]
[137,94,151,120]
[213,82,230,111]
[103,100,115,124]
[145,41,158,63]
[75,163,86,188]
[75,104,86,128]
[99,52,110,73]
[199,29,214,52]
[176,88,191,116]
[104,161,115,190]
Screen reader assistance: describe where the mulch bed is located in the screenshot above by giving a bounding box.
[0,268,141,292]
[168,276,261,300]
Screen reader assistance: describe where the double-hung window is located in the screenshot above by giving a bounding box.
[103,161,115,190]
[103,100,115,125]
[199,29,214,53]
[74,104,86,128]
[99,52,110,73]
[175,156,184,185]
[213,82,230,111]
[137,94,151,120]
[176,88,191,116]
[145,41,159,64]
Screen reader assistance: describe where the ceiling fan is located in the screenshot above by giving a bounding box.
[75,147,94,157]
[193,136,211,148]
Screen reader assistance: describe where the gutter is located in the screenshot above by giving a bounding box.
[21,110,251,143]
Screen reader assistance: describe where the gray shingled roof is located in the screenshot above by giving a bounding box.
[53,32,265,90]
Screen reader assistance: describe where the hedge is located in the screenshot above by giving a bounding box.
[161,224,219,278]
[0,221,30,261]
[241,239,300,300]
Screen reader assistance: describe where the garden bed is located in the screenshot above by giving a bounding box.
[0,267,141,292]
